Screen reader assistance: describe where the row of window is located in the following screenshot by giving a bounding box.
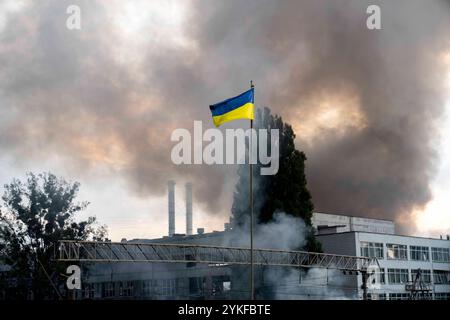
[368,292,450,300]
[375,268,450,285]
[386,293,409,300]
[80,276,232,299]
[81,279,177,299]
[435,292,450,300]
[360,241,450,262]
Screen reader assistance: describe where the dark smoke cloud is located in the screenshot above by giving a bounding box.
[0,1,449,233]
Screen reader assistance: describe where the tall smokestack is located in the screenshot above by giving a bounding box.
[168,180,175,237]
[185,182,193,236]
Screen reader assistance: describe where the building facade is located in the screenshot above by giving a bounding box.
[315,213,450,300]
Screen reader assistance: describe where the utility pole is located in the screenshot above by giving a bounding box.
[249,80,254,300]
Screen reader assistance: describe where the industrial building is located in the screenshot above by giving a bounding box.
[315,212,450,300]
[74,184,450,300]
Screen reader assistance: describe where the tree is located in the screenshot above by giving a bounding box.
[231,107,321,252]
[0,172,107,299]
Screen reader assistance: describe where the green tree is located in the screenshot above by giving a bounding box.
[231,107,321,252]
[0,172,107,299]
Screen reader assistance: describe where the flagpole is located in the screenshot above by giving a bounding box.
[250,80,254,300]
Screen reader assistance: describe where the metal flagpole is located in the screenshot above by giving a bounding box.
[250,80,254,300]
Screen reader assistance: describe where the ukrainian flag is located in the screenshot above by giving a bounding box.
[209,88,254,127]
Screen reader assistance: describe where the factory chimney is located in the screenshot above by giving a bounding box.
[186,182,193,236]
[168,180,175,237]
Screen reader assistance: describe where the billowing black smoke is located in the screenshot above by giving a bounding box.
[0,1,449,233]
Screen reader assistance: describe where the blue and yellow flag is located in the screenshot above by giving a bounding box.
[209,88,254,127]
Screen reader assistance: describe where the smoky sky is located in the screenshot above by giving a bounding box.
[0,0,449,233]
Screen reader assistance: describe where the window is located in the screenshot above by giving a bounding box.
[389,293,409,300]
[367,293,386,300]
[223,281,231,292]
[378,293,387,300]
[141,280,152,297]
[410,246,429,261]
[122,281,134,297]
[102,282,114,298]
[387,268,409,284]
[386,244,407,260]
[433,270,450,285]
[83,283,95,299]
[211,275,231,296]
[360,242,384,259]
[156,279,176,296]
[411,269,431,283]
[434,293,450,300]
[431,247,450,263]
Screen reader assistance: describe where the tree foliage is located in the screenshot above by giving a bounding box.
[0,172,107,299]
[231,107,321,252]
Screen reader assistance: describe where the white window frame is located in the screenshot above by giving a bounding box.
[410,246,429,261]
[386,243,408,260]
[431,247,450,263]
[387,268,409,284]
[360,241,384,259]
